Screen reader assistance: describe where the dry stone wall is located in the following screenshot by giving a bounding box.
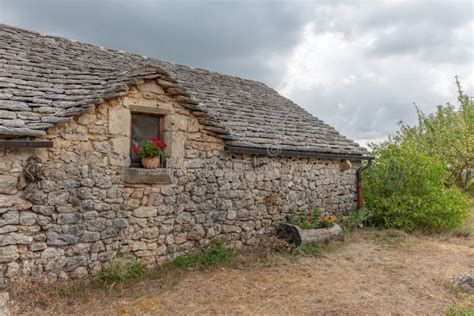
[0,82,359,288]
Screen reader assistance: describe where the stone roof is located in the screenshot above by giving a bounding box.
[0,24,368,156]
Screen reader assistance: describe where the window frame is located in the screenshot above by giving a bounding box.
[128,105,171,168]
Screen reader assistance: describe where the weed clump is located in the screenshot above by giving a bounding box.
[98,254,147,288]
[173,241,235,269]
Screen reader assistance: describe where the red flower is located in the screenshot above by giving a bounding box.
[157,140,167,148]
[150,135,167,147]
[133,145,140,154]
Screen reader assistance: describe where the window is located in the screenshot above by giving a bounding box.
[130,113,166,167]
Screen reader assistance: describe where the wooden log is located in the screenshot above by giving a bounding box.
[277,223,343,246]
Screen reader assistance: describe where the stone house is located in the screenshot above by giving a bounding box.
[0,24,369,287]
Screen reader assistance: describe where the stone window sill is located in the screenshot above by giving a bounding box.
[122,167,172,184]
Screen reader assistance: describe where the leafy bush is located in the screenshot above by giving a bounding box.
[287,208,337,229]
[363,142,470,232]
[173,241,235,269]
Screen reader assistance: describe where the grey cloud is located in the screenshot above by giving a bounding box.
[360,2,472,63]
[0,0,472,143]
[287,79,419,140]
[358,1,473,29]
[0,0,310,84]
[307,1,473,64]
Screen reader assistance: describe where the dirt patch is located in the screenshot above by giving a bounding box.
[11,228,474,315]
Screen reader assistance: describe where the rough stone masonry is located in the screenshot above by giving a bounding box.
[0,82,359,287]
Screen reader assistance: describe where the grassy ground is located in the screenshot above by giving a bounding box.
[10,211,474,315]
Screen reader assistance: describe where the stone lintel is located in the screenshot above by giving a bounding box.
[129,105,171,116]
[121,167,172,184]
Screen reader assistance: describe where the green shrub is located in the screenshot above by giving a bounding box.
[363,143,471,232]
[173,241,235,269]
[98,254,147,287]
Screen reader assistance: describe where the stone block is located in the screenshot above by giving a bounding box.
[0,226,16,234]
[155,245,167,256]
[29,242,47,252]
[46,232,78,246]
[41,247,63,259]
[112,218,129,229]
[48,191,69,206]
[77,113,96,125]
[108,107,130,136]
[109,156,131,167]
[6,262,19,278]
[0,245,18,263]
[0,175,18,194]
[98,251,116,262]
[227,209,237,220]
[65,256,89,271]
[20,212,37,225]
[0,211,19,227]
[57,213,81,225]
[121,168,172,184]
[0,110,16,119]
[132,206,157,218]
[111,136,130,156]
[79,231,101,243]
[132,241,147,251]
[72,266,88,279]
[31,205,55,216]
[137,82,165,95]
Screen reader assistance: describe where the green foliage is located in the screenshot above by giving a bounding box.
[173,241,235,269]
[394,78,473,193]
[362,79,473,232]
[445,303,474,316]
[136,140,166,158]
[364,142,470,232]
[287,208,336,229]
[98,254,147,287]
[134,135,168,158]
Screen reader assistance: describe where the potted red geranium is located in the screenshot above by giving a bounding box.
[133,135,168,169]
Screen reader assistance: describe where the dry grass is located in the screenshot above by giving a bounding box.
[10,211,474,315]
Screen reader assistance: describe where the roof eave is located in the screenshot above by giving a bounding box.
[224,145,373,161]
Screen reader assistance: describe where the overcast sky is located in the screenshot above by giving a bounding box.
[1,0,472,146]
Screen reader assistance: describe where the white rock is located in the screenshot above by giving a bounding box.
[132,206,157,218]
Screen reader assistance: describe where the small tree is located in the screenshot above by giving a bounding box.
[395,78,473,192]
[363,78,472,232]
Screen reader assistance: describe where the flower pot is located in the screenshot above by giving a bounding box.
[141,156,160,169]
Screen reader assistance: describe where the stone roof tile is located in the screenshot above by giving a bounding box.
[0,24,367,156]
